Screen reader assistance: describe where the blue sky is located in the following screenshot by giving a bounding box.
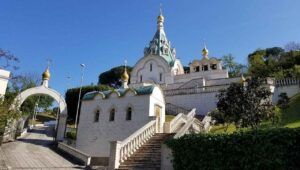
[1,0,300,95]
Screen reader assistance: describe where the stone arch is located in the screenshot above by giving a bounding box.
[12,85,67,141]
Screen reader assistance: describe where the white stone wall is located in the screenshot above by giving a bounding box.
[272,84,300,103]
[205,77,242,86]
[0,69,10,96]
[76,87,165,157]
[130,55,173,84]
[174,69,228,83]
[165,92,218,115]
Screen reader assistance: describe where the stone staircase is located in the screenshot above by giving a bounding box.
[117,133,172,170]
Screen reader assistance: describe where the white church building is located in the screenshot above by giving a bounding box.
[74,11,245,169]
[129,10,243,115]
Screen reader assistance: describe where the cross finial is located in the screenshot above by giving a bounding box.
[203,38,207,48]
[160,3,163,15]
[124,59,127,71]
[46,59,52,69]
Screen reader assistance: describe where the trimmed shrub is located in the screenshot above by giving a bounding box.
[166,128,300,170]
[65,131,76,140]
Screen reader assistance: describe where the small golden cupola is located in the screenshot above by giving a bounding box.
[157,14,164,23]
[202,46,209,58]
[121,67,129,82]
[42,68,51,80]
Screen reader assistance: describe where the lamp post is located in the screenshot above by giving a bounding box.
[75,64,85,129]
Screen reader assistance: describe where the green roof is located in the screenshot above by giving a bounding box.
[82,85,155,101]
[135,85,155,95]
[144,27,176,67]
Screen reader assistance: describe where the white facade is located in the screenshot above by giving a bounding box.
[0,69,10,97]
[76,86,165,157]
[130,10,229,92]
[127,12,240,116]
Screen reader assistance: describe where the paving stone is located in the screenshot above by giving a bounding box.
[0,125,84,169]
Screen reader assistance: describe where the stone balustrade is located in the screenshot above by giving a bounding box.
[275,78,300,87]
[164,85,229,96]
[201,115,212,132]
[165,109,197,134]
[174,69,228,81]
[164,113,186,133]
[109,120,157,169]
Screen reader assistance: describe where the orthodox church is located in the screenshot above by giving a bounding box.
[129,11,242,115]
[74,10,245,169]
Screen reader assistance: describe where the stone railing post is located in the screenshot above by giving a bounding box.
[109,141,121,170]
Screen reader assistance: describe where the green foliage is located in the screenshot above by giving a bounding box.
[248,47,300,78]
[166,128,300,170]
[6,73,54,115]
[66,131,76,140]
[214,78,274,129]
[98,66,133,88]
[65,84,113,122]
[277,92,289,110]
[222,54,246,77]
[0,98,20,145]
[280,93,300,128]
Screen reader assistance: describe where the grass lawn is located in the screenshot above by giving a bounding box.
[29,112,56,124]
[165,114,175,122]
[280,93,300,128]
[210,124,236,134]
[209,92,300,134]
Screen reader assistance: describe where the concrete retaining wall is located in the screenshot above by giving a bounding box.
[165,92,218,115]
[272,84,300,103]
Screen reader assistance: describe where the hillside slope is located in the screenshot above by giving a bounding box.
[281,93,300,128]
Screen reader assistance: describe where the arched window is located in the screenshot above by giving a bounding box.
[109,108,115,121]
[126,107,132,121]
[150,63,153,72]
[159,73,162,82]
[140,75,143,83]
[94,110,100,122]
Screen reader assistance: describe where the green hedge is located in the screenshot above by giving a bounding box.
[65,85,112,122]
[65,131,76,140]
[166,128,300,170]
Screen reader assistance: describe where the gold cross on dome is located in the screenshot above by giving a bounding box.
[46,59,52,69]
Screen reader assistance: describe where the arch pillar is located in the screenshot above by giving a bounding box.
[12,85,67,141]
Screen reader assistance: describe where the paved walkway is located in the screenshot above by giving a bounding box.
[0,125,83,170]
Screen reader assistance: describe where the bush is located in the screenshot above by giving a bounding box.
[65,131,76,140]
[277,92,289,110]
[166,128,300,170]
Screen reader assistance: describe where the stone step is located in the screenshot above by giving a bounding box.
[124,156,160,161]
[120,163,160,167]
[118,166,160,170]
[138,143,162,146]
[118,133,171,170]
[130,152,160,156]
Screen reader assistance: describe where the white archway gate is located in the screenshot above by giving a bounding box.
[11,68,67,141]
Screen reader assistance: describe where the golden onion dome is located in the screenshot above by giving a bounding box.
[157,14,164,23]
[121,68,129,82]
[42,68,51,80]
[202,46,209,56]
